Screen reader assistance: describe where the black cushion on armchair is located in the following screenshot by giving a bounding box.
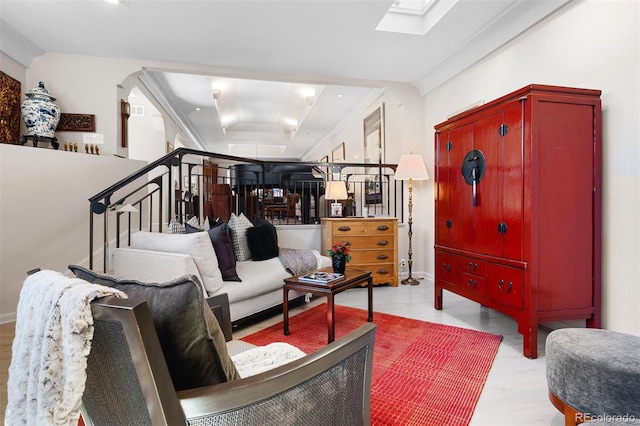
[68,265,239,390]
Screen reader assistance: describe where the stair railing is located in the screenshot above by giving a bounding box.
[88,147,401,272]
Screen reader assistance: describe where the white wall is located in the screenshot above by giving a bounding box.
[307,82,427,278]
[422,0,640,334]
[0,144,146,322]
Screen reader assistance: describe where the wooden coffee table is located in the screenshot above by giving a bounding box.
[283,267,373,343]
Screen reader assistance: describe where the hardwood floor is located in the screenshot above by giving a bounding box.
[0,282,566,425]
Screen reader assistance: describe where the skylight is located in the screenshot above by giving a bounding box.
[376,0,458,35]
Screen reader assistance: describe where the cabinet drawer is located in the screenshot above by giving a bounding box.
[365,264,395,285]
[435,251,457,285]
[459,272,487,297]
[488,264,524,309]
[350,250,394,264]
[458,256,487,277]
[341,235,394,250]
[332,221,395,235]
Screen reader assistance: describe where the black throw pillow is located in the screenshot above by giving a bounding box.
[208,223,241,281]
[246,217,279,261]
[186,221,241,281]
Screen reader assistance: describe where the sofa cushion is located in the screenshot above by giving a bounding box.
[187,221,241,282]
[228,213,254,261]
[208,223,242,281]
[68,265,240,391]
[246,218,279,261]
[130,231,223,293]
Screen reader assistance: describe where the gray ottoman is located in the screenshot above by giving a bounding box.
[546,328,640,425]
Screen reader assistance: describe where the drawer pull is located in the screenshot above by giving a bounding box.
[377,240,389,246]
[376,225,389,231]
[467,261,478,271]
[467,278,478,289]
[377,269,389,274]
[441,263,451,273]
[337,226,351,232]
[498,279,513,293]
[376,254,389,260]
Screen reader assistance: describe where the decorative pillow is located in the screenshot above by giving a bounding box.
[202,216,211,231]
[246,217,279,261]
[185,223,201,233]
[227,213,254,261]
[130,231,223,293]
[208,223,242,281]
[68,265,240,391]
[186,216,201,229]
[186,221,241,282]
[166,218,186,234]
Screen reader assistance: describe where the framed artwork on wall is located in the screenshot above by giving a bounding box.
[363,103,385,166]
[57,113,96,132]
[332,142,345,161]
[363,103,385,206]
[0,71,21,144]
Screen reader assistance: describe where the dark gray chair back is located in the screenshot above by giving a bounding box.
[82,296,376,425]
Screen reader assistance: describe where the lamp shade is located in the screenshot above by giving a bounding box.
[117,203,138,213]
[394,154,429,181]
[325,181,348,200]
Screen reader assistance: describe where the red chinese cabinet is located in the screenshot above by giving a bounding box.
[434,85,601,358]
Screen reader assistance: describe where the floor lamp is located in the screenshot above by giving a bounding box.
[394,154,429,285]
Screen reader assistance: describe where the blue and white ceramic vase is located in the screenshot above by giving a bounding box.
[20,81,60,138]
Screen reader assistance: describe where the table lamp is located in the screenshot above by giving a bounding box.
[325,181,348,217]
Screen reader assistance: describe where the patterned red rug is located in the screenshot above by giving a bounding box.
[241,304,502,425]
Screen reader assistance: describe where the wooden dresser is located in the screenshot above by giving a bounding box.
[321,218,398,287]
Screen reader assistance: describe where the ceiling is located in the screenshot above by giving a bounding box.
[0,0,570,159]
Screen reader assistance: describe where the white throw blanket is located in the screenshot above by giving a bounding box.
[231,342,306,378]
[5,270,127,426]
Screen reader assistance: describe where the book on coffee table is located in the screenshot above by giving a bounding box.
[298,271,344,284]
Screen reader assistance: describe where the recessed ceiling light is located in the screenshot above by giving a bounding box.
[195,107,201,111]
[103,0,129,5]
[337,93,344,98]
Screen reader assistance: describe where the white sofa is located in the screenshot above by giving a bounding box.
[113,231,331,324]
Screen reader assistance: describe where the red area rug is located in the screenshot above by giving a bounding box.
[241,304,502,425]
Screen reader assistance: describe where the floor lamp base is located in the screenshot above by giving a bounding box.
[401,277,420,285]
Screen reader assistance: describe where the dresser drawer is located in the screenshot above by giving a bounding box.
[488,264,524,309]
[458,272,487,297]
[350,250,394,264]
[342,235,394,250]
[331,220,395,236]
[458,256,487,277]
[435,250,457,285]
[363,264,395,285]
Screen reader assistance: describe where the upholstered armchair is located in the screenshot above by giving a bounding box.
[82,296,376,425]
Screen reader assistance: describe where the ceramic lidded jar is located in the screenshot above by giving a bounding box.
[20,81,60,138]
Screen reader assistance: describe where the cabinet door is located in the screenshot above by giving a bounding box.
[436,124,473,251]
[470,112,503,256]
[499,101,524,260]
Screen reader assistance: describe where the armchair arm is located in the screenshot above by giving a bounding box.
[178,323,376,424]
[206,293,232,342]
